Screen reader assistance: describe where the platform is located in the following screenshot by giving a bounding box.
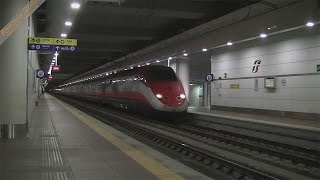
[188,106,320,132]
[0,95,211,180]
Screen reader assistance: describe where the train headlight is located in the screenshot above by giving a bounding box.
[180,94,186,99]
[156,94,163,98]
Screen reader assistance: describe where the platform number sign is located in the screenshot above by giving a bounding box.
[36,69,45,78]
[206,74,214,81]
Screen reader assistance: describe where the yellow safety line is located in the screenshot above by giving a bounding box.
[52,96,185,180]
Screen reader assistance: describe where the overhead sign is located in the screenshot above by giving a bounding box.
[28,44,54,51]
[27,37,77,51]
[53,38,77,46]
[36,69,46,78]
[52,65,61,71]
[28,37,53,45]
[54,45,76,52]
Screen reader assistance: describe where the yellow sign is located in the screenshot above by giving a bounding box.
[53,38,77,46]
[230,84,240,89]
[28,37,53,44]
[28,37,78,46]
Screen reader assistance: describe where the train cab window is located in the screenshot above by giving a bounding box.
[146,66,177,81]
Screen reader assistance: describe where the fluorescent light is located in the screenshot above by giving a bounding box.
[65,21,72,26]
[202,48,207,52]
[168,57,172,60]
[156,60,160,63]
[183,53,188,56]
[260,33,267,38]
[146,63,150,65]
[71,3,80,9]
[189,83,194,85]
[61,33,67,37]
[227,42,233,46]
[306,22,314,27]
[138,65,141,67]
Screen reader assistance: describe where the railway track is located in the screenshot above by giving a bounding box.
[54,95,319,180]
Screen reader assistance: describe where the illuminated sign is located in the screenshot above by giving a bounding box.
[265,77,276,88]
[53,38,77,46]
[28,37,77,51]
[230,84,240,89]
[52,65,61,71]
[28,37,53,44]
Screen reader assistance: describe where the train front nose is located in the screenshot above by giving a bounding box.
[152,82,187,107]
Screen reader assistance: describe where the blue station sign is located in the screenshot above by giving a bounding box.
[28,44,54,51]
[54,45,76,52]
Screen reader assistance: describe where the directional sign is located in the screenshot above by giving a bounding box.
[54,45,76,52]
[36,69,46,79]
[28,44,54,51]
[28,37,77,52]
[53,38,77,46]
[28,37,54,45]
[28,37,77,46]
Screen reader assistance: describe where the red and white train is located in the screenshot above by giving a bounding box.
[57,65,188,113]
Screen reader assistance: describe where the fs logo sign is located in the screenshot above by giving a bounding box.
[252,60,261,73]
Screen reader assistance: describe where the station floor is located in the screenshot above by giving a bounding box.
[0,95,211,180]
[188,106,320,132]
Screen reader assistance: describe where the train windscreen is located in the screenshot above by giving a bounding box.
[147,66,177,81]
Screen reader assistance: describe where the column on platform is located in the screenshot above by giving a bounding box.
[0,0,30,138]
[169,57,190,100]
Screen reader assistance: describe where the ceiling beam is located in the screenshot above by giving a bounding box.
[85,5,205,19]
[73,33,156,42]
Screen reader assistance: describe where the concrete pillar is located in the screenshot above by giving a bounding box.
[169,57,190,100]
[0,0,29,138]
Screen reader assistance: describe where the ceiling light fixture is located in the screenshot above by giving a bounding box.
[227,42,233,46]
[156,60,160,63]
[168,57,172,60]
[267,25,277,30]
[65,21,72,26]
[306,22,314,27]
[260,33,267,38]
[202,48,207,52]
[71,2,80,9]
[61,33,67,37]
[183,53,188,56]
[146,63,150,65]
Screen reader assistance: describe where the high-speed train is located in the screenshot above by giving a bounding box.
[57,65,188,113]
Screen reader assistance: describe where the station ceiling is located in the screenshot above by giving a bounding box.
[35,0,263,86]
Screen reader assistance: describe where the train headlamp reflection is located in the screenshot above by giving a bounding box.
[156,94,163,98]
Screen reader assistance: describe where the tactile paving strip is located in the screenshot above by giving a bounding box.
[41,110,74,180]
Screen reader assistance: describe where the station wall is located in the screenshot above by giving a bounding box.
[27,17,41,121]
[210,30,320,116]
